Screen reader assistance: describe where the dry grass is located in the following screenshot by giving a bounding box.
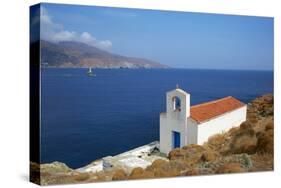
[72,173,90,181]
[129,167,145,179]
[256,129,273,154]
[216,163,246,174]
[112,169,127,181]
[200,150,217,162]
[250,153,273,171]
[149,159,169,169]
[229,127,257,154]
[205,133,227,152]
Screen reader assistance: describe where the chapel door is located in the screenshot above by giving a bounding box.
[172,131,181,149]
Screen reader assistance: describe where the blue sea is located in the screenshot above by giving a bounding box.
[41,68,273,168]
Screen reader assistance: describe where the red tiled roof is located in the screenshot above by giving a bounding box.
[190,96,245,123]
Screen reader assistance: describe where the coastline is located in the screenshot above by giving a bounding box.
[32,94,274,185]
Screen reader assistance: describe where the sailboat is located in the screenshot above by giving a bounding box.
[87,67,95,77]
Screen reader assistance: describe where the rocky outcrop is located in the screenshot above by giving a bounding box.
[40,161,73,174]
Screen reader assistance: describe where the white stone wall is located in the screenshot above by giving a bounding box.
[186,118,198,145]
[197,105,247,144]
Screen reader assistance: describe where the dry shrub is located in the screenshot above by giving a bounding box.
[207,133,226,146]
[185,168,200,176]
[72,173,90,182]
[216,163,245,174]
[168,148,185,160]
[229,128,257,154]
[182,144,206,152]
[250,153,273,171]
[240,121,253,130]
[265,122,274,131]
[112,169,127,181]
[251,94,274,117]
[146,159,189,178]
[200,150,217,162]
[205,133,229,154]
[130,167,154,179]
[181,144,207,163]
[185,167,215,176]
[247,112,259,124]
[138,171,155,179]
[256,129,273,154]
[129,167,145,180]
[228,126,240,136]
[249,118,258,124]
[150,159,168,169]
[266,106,274,116]
[152,160,183,177]
[168,160,190,171]
[153,167,180,177]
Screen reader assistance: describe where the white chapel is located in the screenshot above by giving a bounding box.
[159,86,247,155]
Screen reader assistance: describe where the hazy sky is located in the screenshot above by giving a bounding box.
[40,3,274,70]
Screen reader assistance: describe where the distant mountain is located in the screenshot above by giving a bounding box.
[40,40,168,69]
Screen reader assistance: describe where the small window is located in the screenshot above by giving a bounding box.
[173,96,181,111]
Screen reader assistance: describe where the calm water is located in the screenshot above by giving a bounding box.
[41,68,273,168]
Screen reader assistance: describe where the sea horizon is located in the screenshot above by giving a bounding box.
[41,66,274,72]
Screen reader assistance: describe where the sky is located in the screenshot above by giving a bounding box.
[37,3,273,70]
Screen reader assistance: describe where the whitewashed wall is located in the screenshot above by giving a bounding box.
[197,106,247,144]
[186,118,198,145]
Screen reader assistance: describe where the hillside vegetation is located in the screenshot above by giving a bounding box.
[32,94,273,185]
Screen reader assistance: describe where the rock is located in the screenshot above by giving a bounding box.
[40,161,73,174]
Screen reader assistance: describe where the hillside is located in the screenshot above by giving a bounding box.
[31,94,274,185]
[39,40,168,69]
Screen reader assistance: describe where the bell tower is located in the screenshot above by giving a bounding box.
[166,85,190,120]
